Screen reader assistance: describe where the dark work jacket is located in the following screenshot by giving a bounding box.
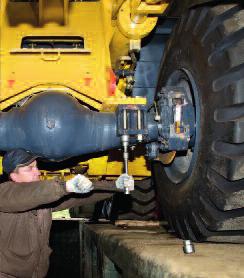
[0,179,113,278]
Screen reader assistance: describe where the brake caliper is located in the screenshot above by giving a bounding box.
[146,87,195,159]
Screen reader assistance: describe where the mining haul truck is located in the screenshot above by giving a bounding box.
[0,0,243,243]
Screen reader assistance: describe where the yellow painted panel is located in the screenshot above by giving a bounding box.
[0,1,113,102]
[87,147,151,177]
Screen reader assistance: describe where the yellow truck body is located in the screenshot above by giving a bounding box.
[0,0,168,179]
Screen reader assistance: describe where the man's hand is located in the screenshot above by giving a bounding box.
[66,174,94,194]
[116,174,134,193]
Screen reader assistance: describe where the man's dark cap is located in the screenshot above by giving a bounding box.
[2,149,39,174]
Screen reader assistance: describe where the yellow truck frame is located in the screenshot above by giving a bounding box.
[0,0,168,179]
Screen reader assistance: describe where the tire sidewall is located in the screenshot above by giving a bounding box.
[153,11,223,210]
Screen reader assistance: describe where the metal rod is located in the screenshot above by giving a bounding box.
[124,150,128,174]
[137,109,143,142]
[123,109,127,130]
[137,109,141,130]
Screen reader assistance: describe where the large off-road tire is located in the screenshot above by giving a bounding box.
[70,179,157,221]
[109,178,157,221]
[152,3,244,242]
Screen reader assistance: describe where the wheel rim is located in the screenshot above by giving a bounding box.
[163,69,200,184]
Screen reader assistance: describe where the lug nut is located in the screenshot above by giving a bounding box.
[183,240,195,254]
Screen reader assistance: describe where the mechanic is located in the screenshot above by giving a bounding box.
[0,148,130,278]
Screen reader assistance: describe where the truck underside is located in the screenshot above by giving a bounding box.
[0,0,243,242]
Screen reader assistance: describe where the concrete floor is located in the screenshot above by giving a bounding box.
[83,222,244,278]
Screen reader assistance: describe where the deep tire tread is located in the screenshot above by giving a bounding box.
[214,103,244,123]
[213,63,244,92]
[193,7,209,35]
[213,141,244,159]
[153,3,244,243]
[206,168,244,211]
[184,218,198,242]
[184,9,196,31]
[209,27,244,65]
[115,178,157,221]
[201,5,240,44]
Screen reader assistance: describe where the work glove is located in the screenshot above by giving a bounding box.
[66,174,94,194]
[115,173,134,193]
